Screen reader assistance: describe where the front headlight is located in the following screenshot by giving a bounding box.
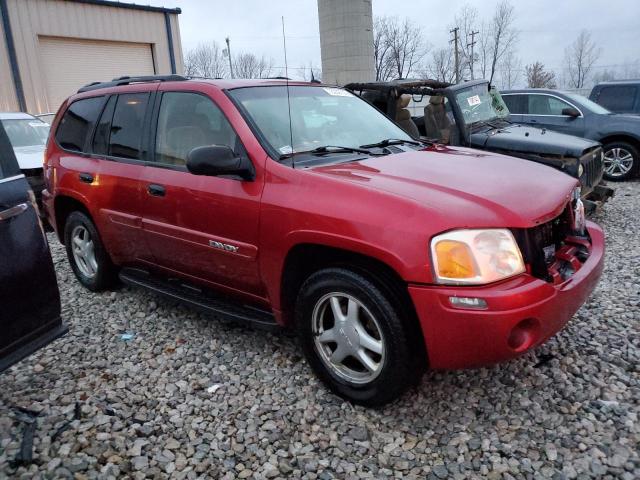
[578,164,584,177]
[430,229,525,285]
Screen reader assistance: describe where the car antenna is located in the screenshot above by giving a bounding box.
[282,16,295,168]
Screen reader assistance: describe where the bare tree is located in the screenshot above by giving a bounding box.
[498,50,522,89]
[373,16,429,80]
[454,4,479,79]
[423,47,456,83]
[183,42,227,78]
[525,62,557,88]
[564,30,601,89]
[373,16,394,81]
[301,62,322,82]
[486,1,518,84]
[233,53,274,79]
[453,2,517,83]
[592,69,616,83]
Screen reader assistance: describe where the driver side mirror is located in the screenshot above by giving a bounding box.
[562,107,580,118]
[186,145,254,180]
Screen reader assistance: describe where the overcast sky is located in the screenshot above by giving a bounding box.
[130,0,640,82]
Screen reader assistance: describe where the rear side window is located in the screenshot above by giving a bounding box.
[597,86,637,112]
[108,93,150,160]
[55,96,106,152]
[92,96,116,155]
[502,95,527,114]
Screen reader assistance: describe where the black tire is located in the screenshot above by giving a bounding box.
[295,268,419,406]
[602,141,639,181]
[64,211,117,291]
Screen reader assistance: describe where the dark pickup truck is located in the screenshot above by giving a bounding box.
[346,79,614,210]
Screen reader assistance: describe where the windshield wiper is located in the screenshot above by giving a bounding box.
[360,138,423,149]
[279,145,382,160]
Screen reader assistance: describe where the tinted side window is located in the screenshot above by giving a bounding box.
[597,86,636,112]
[154,92,242,167]
[528,95,571,115]
[502,95,527,114]
[109,93,150,160]
[92,96,116,155]
[0,123,21,179]
[55,96,106,152]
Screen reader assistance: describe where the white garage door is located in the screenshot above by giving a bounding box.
[39,36,155,112]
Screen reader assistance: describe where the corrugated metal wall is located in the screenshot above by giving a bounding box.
[0,0,183,114]
[0,6,19,111]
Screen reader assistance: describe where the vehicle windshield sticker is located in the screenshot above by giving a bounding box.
[323,87,352,97]
[467,95,482,106]
[279,145,293,154]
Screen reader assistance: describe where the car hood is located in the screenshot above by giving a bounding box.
[13,145,45,170]
[308,146,577,228]
[472,123,598,157]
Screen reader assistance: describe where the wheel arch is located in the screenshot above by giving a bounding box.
[279,242,428,364]
[598,134,640,151]
[53,194,93,244]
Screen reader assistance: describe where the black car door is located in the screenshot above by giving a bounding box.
[0,122,66,372]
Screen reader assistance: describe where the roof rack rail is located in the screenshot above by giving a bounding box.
[77,74,188,93]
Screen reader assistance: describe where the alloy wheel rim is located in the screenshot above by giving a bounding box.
[603,147,634,177]
[71,225,98,278]
[312,292,385,385]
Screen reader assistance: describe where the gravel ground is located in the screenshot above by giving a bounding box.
[1,182,639,480]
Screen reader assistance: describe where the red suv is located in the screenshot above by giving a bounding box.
[43,75,604,405]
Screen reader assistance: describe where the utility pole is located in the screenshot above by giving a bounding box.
[467,30,479,80]
[225,37,234,79]
[450,27,460,84]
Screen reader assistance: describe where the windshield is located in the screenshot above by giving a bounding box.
[564,92,612,115]
[228,86,412,157]
[454,83,510,126]
[1,118,49,148]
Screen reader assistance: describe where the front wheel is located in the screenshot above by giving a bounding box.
[602,142,638,181]
[295,268,420,406]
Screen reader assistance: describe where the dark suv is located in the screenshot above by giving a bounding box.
[43,75,604,405]
[590,80,640,116]
[504,88,640,181]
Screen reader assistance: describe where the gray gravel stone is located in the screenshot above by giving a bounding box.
[1,182,639,479]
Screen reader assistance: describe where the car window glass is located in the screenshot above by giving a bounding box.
[154,92,241,167]
[92,96,116,155]
[502,95,527,114]
[109,93,150,160]
[55,96,106,152]
[528,95,571,115]
[1,119,49,147]
[0,123,21,179]
[598,86,636,111]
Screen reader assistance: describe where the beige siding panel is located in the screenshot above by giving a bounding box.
[39,37,154,111]
[0,19,19,111]
[6,0,182,113]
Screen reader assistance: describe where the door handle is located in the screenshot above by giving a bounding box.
[147,184,166,197]
[79,173,94,183]
[0,203,28,221]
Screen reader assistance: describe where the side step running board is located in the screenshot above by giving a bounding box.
[119,268,280,332]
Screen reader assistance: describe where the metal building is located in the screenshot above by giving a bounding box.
[317,0,375,86]
[0,0,183,114]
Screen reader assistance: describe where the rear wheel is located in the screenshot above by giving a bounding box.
[64,211,116,291]
[296,268,419,406]
[602,141,638,181]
